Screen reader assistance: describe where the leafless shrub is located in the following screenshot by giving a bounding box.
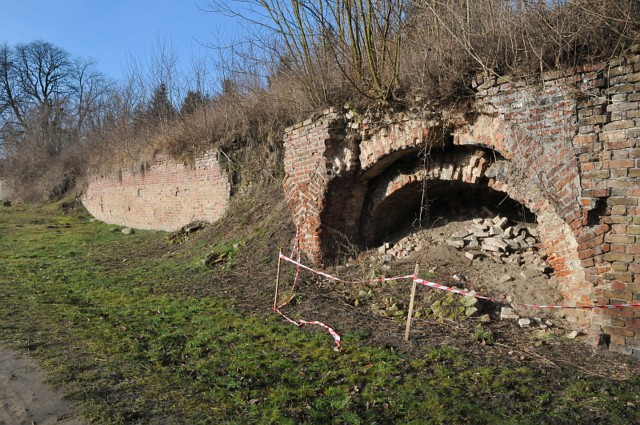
[397,0,640,101]
[205,0,640,106]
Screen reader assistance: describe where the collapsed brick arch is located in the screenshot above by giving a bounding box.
[284,110,588,294]
[283,110,597,345]
[360,147,492,245]
[357,143,586,295]
[284,56,640,355]
[289,111,583,247]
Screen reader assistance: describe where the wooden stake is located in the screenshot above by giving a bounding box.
[273,249,282,311]
[404,264,420,341]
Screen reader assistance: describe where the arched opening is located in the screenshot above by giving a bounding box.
[362,179,536,248]
[360,178,564,310]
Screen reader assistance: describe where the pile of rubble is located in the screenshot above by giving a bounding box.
[374,211,556,285]
[444,215,554,279]
[446,215,537,252]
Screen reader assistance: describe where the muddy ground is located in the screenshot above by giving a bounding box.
[0,347,83,425]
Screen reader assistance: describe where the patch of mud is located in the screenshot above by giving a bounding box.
[0,347,84,425]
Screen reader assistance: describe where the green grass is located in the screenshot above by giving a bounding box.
[0,203,638,424]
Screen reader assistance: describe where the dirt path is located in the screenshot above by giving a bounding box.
[0,347,84,425]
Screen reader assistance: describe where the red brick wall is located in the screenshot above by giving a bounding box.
[82,150,230,231]
[283,46,640,355]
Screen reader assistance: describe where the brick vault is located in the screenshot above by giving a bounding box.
[283,49,640,355]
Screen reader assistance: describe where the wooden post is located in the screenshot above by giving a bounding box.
[273,249,283,311]
[404,264,420,341]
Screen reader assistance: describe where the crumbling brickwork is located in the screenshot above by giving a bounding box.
[283,46,640,355]
[83,150,229,231]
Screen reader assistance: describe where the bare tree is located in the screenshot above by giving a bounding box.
[0,40,110,199]
[208,0,406,105]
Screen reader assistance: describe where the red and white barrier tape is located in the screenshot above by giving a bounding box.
[274,232,342,350]
[412,277,500,302]
[516,302,640,309]
[412,276,640,310]
[279,253,415,284]
[281,252,640,311]
[275,232,640,350]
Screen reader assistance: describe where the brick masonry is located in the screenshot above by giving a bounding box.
[82,150,230,231]
[283,45,640,355]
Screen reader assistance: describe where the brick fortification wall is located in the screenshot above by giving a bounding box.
[283,46,640,355]
[83,150,230,231]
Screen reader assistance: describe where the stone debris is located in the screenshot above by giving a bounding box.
[122,227,135,235]
[520,269,542,280]
[500,307,520,320]
[465,251,482,261]
[374,213,547,266]
[446,239,465,249]
[450,215,538,253]
[497,274,514,284]
[482,237,509,252]
[567,330,580,339]
[452,273,467,283]
[443,215,554,280]
[518,318,532,328]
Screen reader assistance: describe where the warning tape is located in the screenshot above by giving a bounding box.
[274,233,342,350]
[412,277,500,302]
[275,232,640,350]
[516,302,640,310]
[279,253,415,284]
[281,253,640,311]
[412,276,640,310]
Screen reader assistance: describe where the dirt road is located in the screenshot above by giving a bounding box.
[0,347,84,425]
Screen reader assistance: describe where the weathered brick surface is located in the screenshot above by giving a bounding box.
[83,150,230,231]
[283,48,640,355]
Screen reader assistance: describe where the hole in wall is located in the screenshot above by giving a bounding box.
[586,197,608,226]
[364,180,535,247]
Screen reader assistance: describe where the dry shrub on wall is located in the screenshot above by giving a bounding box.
[95,78,312,190]
[81,0,640,196]
[401,0,640,101]
[214,0,639,107]
[172,85,305,186]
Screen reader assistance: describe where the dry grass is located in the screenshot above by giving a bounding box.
[91,0,640,176]
[3,0,638,201]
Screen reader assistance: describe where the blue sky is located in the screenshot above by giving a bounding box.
[0,0,239,81]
